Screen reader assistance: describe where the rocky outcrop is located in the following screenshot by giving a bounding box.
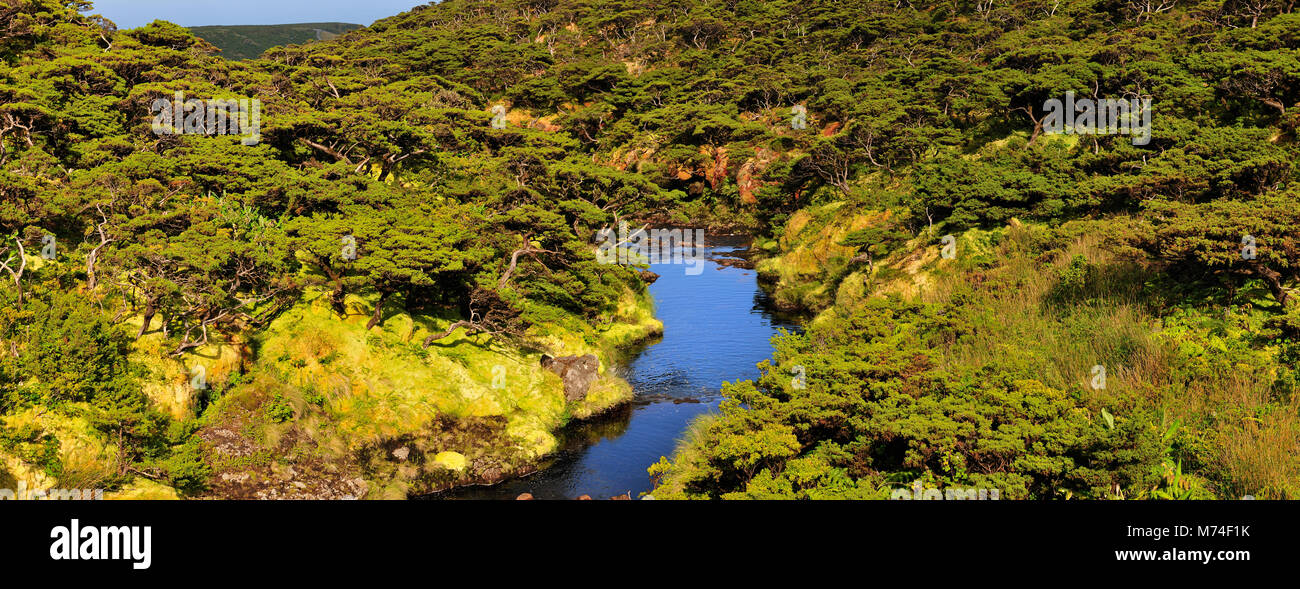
[702,145,729,191]
[737,147,777,205]
[540,354,600,401]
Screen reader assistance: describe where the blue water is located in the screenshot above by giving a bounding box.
[443,237,798,499]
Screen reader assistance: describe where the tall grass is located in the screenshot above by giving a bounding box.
[921,226,1298,498]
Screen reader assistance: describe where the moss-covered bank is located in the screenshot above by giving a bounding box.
[189,284,662,499]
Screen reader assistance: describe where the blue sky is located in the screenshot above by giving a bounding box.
[83,0,430,29]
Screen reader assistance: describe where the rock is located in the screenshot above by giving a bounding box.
[610,492,631,500]
[528,117,562,133]
[516,493,534,500]
[540,354,600,401]
[703,145,728,191]
[736,147,775,205]
[392,446,410,461]
[637,269,660,284]
[576,494,592,500]
[220,472,250,484]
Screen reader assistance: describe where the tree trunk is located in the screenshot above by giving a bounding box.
[137,300,156,338]
[422,320,475,347]
[1255,264,1291,307]
[1260,97,1286,116]
[366,291,391,330]
[319,260,347,315]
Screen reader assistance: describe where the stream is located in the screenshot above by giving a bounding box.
[442,235,799,500]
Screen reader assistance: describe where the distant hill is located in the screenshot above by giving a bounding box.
[187,22,363,60]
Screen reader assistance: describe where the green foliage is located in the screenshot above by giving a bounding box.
[4,0,1300,500]
[662,212,1300,499]
[1055,254,1095,295]
[158,438,212,495]
[263,394,295,423]
[840,223,911,267]
[656,296,1165,499]
[6,287,141,405]
[0,423,63,478]
[1143,190,1300,309]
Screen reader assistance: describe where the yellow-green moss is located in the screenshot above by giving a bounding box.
[757,203,893,311]
[1,407,119,490]
[433,451,467,471]
[202,281,661,496]
[104,479,181,500]
[127,322,247,421]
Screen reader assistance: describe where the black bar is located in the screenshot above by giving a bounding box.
[3,499,1285,579]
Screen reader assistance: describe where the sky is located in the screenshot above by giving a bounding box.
[82,0,430,29]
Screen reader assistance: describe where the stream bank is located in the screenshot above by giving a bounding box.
[438,235,800,500]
